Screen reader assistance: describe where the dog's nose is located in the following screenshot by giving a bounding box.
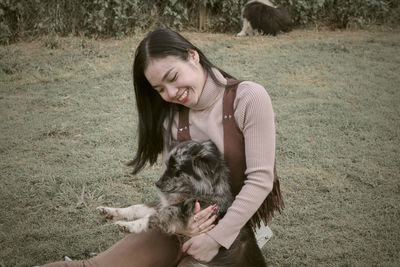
[155,180,161,188]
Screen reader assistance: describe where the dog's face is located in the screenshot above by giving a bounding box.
[155,140,221,195]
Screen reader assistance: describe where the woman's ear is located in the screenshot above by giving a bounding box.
[187,49,200,63]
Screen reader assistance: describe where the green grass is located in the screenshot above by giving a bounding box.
[1,29,399,266]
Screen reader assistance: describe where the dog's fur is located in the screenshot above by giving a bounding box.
[236,0,293,37]
[97,140,266,267]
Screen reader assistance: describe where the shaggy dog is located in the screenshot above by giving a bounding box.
[236,0,293,37]
[97,140,266,267]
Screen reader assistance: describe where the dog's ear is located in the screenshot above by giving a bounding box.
[201,140,219,151]
[192,140,220,172]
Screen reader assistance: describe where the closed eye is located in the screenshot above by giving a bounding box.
[170,73,177,82]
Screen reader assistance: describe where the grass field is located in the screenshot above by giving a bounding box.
[1,29,399,266]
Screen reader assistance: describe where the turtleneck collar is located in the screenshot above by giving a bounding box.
[191,68,227,111]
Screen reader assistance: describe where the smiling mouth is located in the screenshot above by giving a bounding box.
[178,88,189,103]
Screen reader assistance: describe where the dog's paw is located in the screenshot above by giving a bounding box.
[97,206,116,220]
[115,221,131,233]
[114,217,149,233]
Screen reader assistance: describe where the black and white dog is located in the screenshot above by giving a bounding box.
[236,0,293,37]
[97,140,266,267]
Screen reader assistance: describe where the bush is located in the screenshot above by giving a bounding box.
[274,0,399,28]
[0,0,247,44]
[0,0,398,44]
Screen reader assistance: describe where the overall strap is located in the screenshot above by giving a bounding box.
[223,79,246,196]
[223,78,284,230]
[177,107,191,141]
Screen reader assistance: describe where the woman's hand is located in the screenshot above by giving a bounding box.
[176,201,217,237]
[181,233,221,262]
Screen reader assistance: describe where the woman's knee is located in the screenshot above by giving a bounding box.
[120,230,181,266]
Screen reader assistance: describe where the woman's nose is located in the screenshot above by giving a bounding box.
[165,86,177,100]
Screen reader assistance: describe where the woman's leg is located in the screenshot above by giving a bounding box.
[41,230,181,267]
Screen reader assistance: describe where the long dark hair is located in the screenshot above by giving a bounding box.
[129,28,233,174]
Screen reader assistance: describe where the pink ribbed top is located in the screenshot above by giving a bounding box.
[162,69,275,249]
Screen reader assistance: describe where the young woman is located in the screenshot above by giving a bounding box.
[41,28,283,267]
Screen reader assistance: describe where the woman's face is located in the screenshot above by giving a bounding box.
[144,50,207,108]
